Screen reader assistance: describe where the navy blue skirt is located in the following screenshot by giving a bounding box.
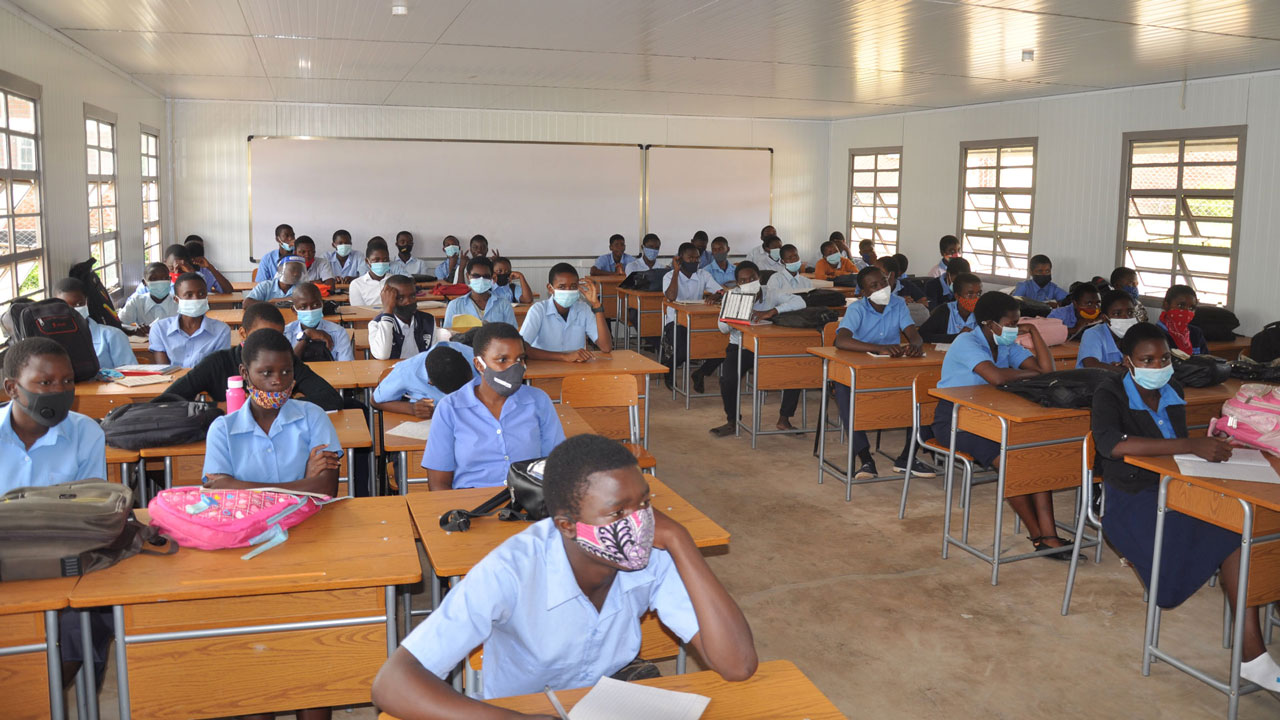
[1102,480,1240,609]
[931,400,1001,467]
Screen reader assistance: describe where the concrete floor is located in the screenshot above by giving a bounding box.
[83,386,1278,719]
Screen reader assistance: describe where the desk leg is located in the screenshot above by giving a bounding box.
[346,450,356,499]
[399,451,409,495]
[990,418,1010,587]
[815,358,829,487]
[432,574,443,610]
[385,586,398,655]
[1227,499,1253,720]
[1143,476,1172,677]
[163,456,173,490]
[45,610,64,720]
[750,337,761,449]
[683,319,691,407]
[734,342,744,438]
[367,390,378,485]
[79,610,100,720]
[642,374,651,449]
[844,366,857,502]
[942,404,958,559]
[113,605,129,720]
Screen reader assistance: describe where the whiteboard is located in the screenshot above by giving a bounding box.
[644,146,772,250]
[249,138,643,260]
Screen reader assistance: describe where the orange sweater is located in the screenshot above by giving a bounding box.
[814,256,859,280]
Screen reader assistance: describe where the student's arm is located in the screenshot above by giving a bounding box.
[291,362,344,411]
[537,393,567,454]
[147,323,169,365]
[835,328,903,356]
[511,272,534,303]
[580,280,612,352]
[374,398,436,419]
[331,326,355,362]
[194,258,232,296]
[1019,323,1055,373]
[205,445,339,495]
[373,651,554,720]
[368,316,395,360]
[77,422,108,482]
[901,325,925,356]
[423,401,458,491]
[1092,384,1232,462]
[152,350,170,364]
[663,261,680,301]
[107,329,137,368]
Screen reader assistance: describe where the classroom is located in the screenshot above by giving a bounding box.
[3,1,1280,719]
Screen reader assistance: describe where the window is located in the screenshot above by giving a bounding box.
[141,128,161,263]
[848,148,901,256]
[0,74,44,308]
[957,140,1036,279]
[86,105,120,291]
[1119,128,1244,308]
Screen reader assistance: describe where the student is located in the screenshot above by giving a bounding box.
[623,233,663,275]
[832,266,931,477]
[709,261,805,437]
[149,272,230,368]
[924,257,970,310]
[434,235,462,282]
[876,256,926,305]
[370,275,444,360]
[183,236,232,294]
[663,243,724,388]
[892,253,911,278]
[744,225,779,269]
[1110,266,1148,322]
[1047,282,1104,341]
[349,238,392,307]
[286,282,353,362]
[163,302,343,411]
[54,278,134,369]
[119,262,176,335]
[932,291,1067,555]
[391,230,431,277]
[422,322,564,490]
[857,238,877,267]
[245,258,305,304]
[705,236,736,286]
[258,223,295,282]
[919,272,982,344]
[372,342,476,419]
[294,236,335,284]
[453,234,499,283]
[1012,254,1069,306]
[1158,284,1209,355]
[928,235,962,279]
[1076,290,1136,370]
[153,243,220,296]
[692,230,713,268]
[590,233,633,276]
[375,433,757,713]
[827,230,858,266]
[327,229,366,284]
[813,238,860,280]
[491,257,532,304]
[444,257,517,328]
[766,243,812,293]
[520,264,611,362]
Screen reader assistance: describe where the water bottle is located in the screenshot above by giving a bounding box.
[226,375,246,413]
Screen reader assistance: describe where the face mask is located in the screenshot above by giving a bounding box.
[468,277,494,295]
[768,248,781,261]
[1131,363,1174,391]
[1109,316,1138,338]
[737,280,761,295]
[1123,285,1140,302]
[825,252,842,266]
[335,244,352,257]
[177,298,208,317]
[869,286,893,305]
[493,273,511,287]
[279,243,293,253]
[394,302,416,320]
[148,280,171,299]
[784,260,802,274]
[247,382,294,410]
[1032,274,1052,288]
[397,246,412,258]
[861,252,875,264]
[444,245,460,257]
[477,357,524,397]
[574,506,655,571]
[553,289,580,308]
[370,262,390,276]
[993,324,1019,346]
[957,296,978,313]
[74,305,90,319]
[712,251,728,264]
[681,260,700,276]
[1162,308,1195,328]
[1078,307,1101,320]
[642,247,659,261]
[15,386,75,428]
[297,308,324,328]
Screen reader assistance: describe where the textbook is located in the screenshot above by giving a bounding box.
[566,677,708,720]
[115,363,181,376]
[718,290,770,326]
[112,374,170,388]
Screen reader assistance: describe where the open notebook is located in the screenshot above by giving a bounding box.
[387,419,432,441]
[566,677,709,720]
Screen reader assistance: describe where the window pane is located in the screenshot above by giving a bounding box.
[851,206,875,224]
[1001,167,1033,188]
[0,134,7,170]
[852,154,875,170]
[1182,165,1235,190]
[879,153,899,170]
[7,96,34,134]
[10,135,35,171]
[1131,166,1177,189]
[16,257,40,295]
[852,171,875,187]
[1184,197,1233,219]
[104,237,117,262]
[965,192,996,211]
[85,118,98,146]
[0,181,6,211]
[102,207,116,234]
[87,148,98,175]
[89,208,101,235]
[11,181,37,213]
[149,157,158,176]
[98,122,113,149]
[1184,138,1237,164]
[966,148,997,168]
[101,181,115,206]
[88,182,98,207]
[0,222,9,256]
[0,95,6,127]
[100,150,114,176]
[876,171,898,187]
[1131,141,1179,165]
[965,168,997,188]
[13,216,38,250]
[1003,193,1033,210]
[1131,196,1176,216]
[1001,146,1035,167]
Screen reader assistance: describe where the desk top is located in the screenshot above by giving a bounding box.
[72,371,188,399]
[69,496,420,606]
[1124,454,1280,514]
[330,305,380,324]
[735,323,824,340]
[525,350,667,379]
[206,292,244,306]
[1208,335,1252,356]
[807,345,945,370]
[229,281,256,292]
[0,576,78,615]
[590,274,626,287]
[105,446,140,463]
[137,407,372,458]
[423,304,531,323]
[408,477,729,577]
[930,384,1087,422]
[617,287,664,297]
[309,359,397,389]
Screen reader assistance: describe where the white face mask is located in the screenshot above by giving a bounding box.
[869,286,893,305]
[1109,316,1138,338]
[737,280,761,295]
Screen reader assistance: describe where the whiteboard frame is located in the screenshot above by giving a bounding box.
[641,144,773,236]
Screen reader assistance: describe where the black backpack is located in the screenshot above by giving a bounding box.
[619,268,669,291]
[6,299,100,382]
[300,339,334,363]
[1230,356,1280,383]
[1172,354,1231,388]
[772,307,839,329]
[101,395,224,450]
[1250,321,1280,364]
[832,274,859,288]
[801,289,846,308]
[69,257,122,330]
[998,368,1113,408]
[438,457,548,532]
[1016,297,1052,318]
[1190,306,1241,342]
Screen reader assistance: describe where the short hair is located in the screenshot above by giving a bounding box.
[711,235,728,247]
[945,257,971,276]
[274,223,293,237]
[385,274,415,293]
[762,235,782,248]
[242,328,293,366]
[819,240,837,255]
[54,277,87,296]
[333,229,351,242]
[642,233,661,246]
[1110,266,1137,287]
[469,234,488,248]
[608,233,624,244]
[875,256,899,277]
[164,243,189,260]
[184,234,204,245]
[547,262,578,285]
[291,281,321,301]
[1030,254,1052,269]
[676,242,698,258]
[780,243,798,257]
[243,301,285,331]
[760,225,776,239]
[1100,289,1133,314]
[174,271,206,292]
[144,261,168,277]
[492,256,512,270]
[465,256,494,275]
[974,291,1021,324]
[1068,281,1100,304]
[1164,284,1196,304]
[543,434,638,517]
[3,337,69,381]
[735,260,759,275]
[424,346,472,395]
[692,230,708,242]
[365,237,389,257]
[293,235,315,249]
[892,253,909,274]
[184,240,206,258]
[939,234,960,254]
[856,265,883,291]
[1120,321,1168,356]
[396,230,413,242]
[858,238,874,248]
[952,272,981,295]
[829,231,845,242]
[472,321,522,356]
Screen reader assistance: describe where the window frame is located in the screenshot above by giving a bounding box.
[955,137,1038,281]
[847,146,903,257]
[141,124,161,264]
[0,70,46,309]
[1115,125,1246,309]
[85,103,121,291]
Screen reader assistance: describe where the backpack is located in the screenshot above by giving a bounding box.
[300,339,334,362]
[801,288,846,308]
[1190,306,1241,342]
[147,486,340,559]
[832,274,859,288]
[101,396,224,450]
[1015,316,1068,349]
[1016,297,1052,318]
[997,368,1114,408]
[1251,321,1280,364]
[432,283,470,298]
[69,257,122,330]
[1209,383,1280,455]
[6,299,100,382]
[1230,356,1280,383]
[438,457,548,532]
[0,481,172,581]
[1172,354,1231,388]
[772,307,839,329]
[619,269,669,292]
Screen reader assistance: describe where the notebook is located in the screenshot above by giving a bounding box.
[387,419,432,440]
[1174,449,1280,484]
[112,374,169,387]
[567,677,709,720]
[115,363,180,376]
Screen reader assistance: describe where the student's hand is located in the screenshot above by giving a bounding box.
[705,291,722,306]
[752,309,778,322]
[903,343,924,358]
[509,270,524,284]
[305,328,334,348]
[411,398,435,419]
[190,256,212,270]
[133,323,150,336]
[579,279,601,308]
[651,508,691,551]
[305,445,341,477]
[1190,436,1233,463]
[1046,300,1060,309]
[883,344,906,358]
[490,249,501,259]
[561,349,594,362]
[1016,322,1041,337]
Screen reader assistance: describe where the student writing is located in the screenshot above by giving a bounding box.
[444,257,517,328]
[918,272,982,344]
[519,263,611,362]
[54,278,135,369]
[590,233,633,276]
[257,223,295,283]
[1076,290,1137,370]
[370,274,444,360]
[327,229,366,284]
[148,272,230,368]
[349,237,392,307]
[372,342,476,419]
[286,282,354,362]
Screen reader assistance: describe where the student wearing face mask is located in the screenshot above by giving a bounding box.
[1158,284,1209,356]
[452,234,500,284]
[813,239,859,280]
[928,235,962,279]
[1109,266,1148,322]
[422,323,564,491]
[919,272,982,344]
[293,235,335,285]
[491,257,532,304]
[374,434,757,716]
[434,235,462,282]
[53,277,134,369]
[520,263,611,362]
[1012,254,1069,306]
[258,223,295,283]
[704,236,736,286]
[933,292,1069,557]
[444,257,517,328]
[1076,290,1136,370]
[857,239,878,267]
[244,258,306,304]
[120,262,177,336]
[149,272,230,368]
[590,233,633,276]
[662,242,725,389]
[744,225,781,270]
[765,243,812,293]
[623,233,664,275]
[691,230,713,268]
[370,275,446,360]
[285,282,354,362]
[391,230,431,278]
[1047,282,1105,341]
[924,257,970,310]
[327,229,366,284]
[349,237,392,307]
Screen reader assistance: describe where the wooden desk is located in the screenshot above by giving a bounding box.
[229,280,256,292]
[663,301,728,407]
[309,359,397,391]
[331,304,379,326]
[733,324,825,448]
[206,292,244,309]
[524,350,667,447]
[353,328,370,357]
[105,445,142,489]
[64,372,188,418]
[0,577,76,720]
[69,497,420,720]
[618,287,665,353]
[208,307,297,326]
[1208,334,1252,359]
[1051,341,1080,370]
[1126,453,1280,720]
[325,292,349,304]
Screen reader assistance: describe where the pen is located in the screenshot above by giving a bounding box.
[543,685,570,720]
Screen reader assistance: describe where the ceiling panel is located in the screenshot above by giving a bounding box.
[131,74,275,101]
[10,0,250,34]
[254,37,428,80]
[437,0,711,54]
[270,78,402,104]
[239,0,471,43]
[948,0,1280,41]
[62,30,266,76]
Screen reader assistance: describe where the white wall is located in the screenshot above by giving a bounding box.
[0,3,165,292]
[826,71,1279,334]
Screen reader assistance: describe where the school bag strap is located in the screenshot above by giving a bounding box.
[438,489,518,533]
[437,457,551,533]
[997,368,1115,408]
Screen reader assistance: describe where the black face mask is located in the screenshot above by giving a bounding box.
[680,261,700,276]
[1033,274,1052,288]
[394,302,416,320]
[16,386,75,428]
[397,246,412,258]
[494,273,511,287]
[478,359,525,397]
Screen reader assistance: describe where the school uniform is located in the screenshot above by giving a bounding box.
[258,247,283,282]
[744,245,785,273]
[716,288,805,423]
[421,380,565,489]
[1091,373,1239,608]
[245,279,293,302]
[203,399,342,484]
[300,257,335,284]
[593,252,634,274]
[832,296,916,450]
[87,318,136,369]
[662,268,723,372]
[894,277,926,303]
[444,293,516,329]
[1012,278,1069,304]
[119,291,176,327]
[368,310,439,360]
[1047,304,1080,329]
[814,256,859,280]
[391,256,431,277]
[401,517,699,699]
[434,258,461,283]
[927,258,949,279]
[327,250,367,279]
[372,341,477,405]
[924,275,953,310]
[705,260,736,287]
[1157,320,1210,355]
[931,328,1034,466]
[148,315,231,368]
[622,257,662,276]
[918,301,976,344]
[163,345,343,411]
[1075,322,1124,368]
[520,298,599,352]
[285,318,354,362]
[491,282,527,304]
[766,269,812,294]
[348,272,387,307]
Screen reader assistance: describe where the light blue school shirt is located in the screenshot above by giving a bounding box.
[491,283,526,304]
[943,301,977,335]
[202,399,342,484]
[1012,278,1068,304]
[391,256,431,277]
[284,318,354,362]
[421,380,564,489]
[134,266,219,296]
[1075,323,1124,368]
[1122,371,1184,440]
[1047,304,1079,328]
[326,250,367,278]
[88,318,136,369]
[662,268,723,323]
[837,294,914,345]
[401,518,699,699]
[938,327,1034,388]
[0,404,106,494]
[300,257,335,284]
[593,252,634,273]
[767,269,813,293]
[245,279,292,302]
[434,258,459,282]
[258,247,282,282]
[148,315,231,368]
[519,298,599,351]
[698,249,713,268]
[372,341,477,404]
[705,260,737,286]
[443,293,517,328]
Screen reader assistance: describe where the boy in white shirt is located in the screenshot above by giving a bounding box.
[766,244,813,293]
[294,235,335,284]
[622,233,663,275]
[119,262,177,335]
[391,230,431,277]
[662,242,724,389]
[349,238,392,307]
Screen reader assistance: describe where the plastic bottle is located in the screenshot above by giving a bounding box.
[226,375,246,413]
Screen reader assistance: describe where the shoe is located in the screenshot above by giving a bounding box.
[691,372,705,394]
[854,461,877,481]
[894,459,937,478]
[1240,652,1280,692]
[1030,536,1074,561]
[709,423,735,437]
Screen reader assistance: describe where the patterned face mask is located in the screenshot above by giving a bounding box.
[247,383,294,410]
[574,506,654,570]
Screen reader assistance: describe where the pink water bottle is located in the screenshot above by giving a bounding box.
[226,375,246,413]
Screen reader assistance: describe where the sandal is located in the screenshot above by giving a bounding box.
[1030,535,1074,561]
